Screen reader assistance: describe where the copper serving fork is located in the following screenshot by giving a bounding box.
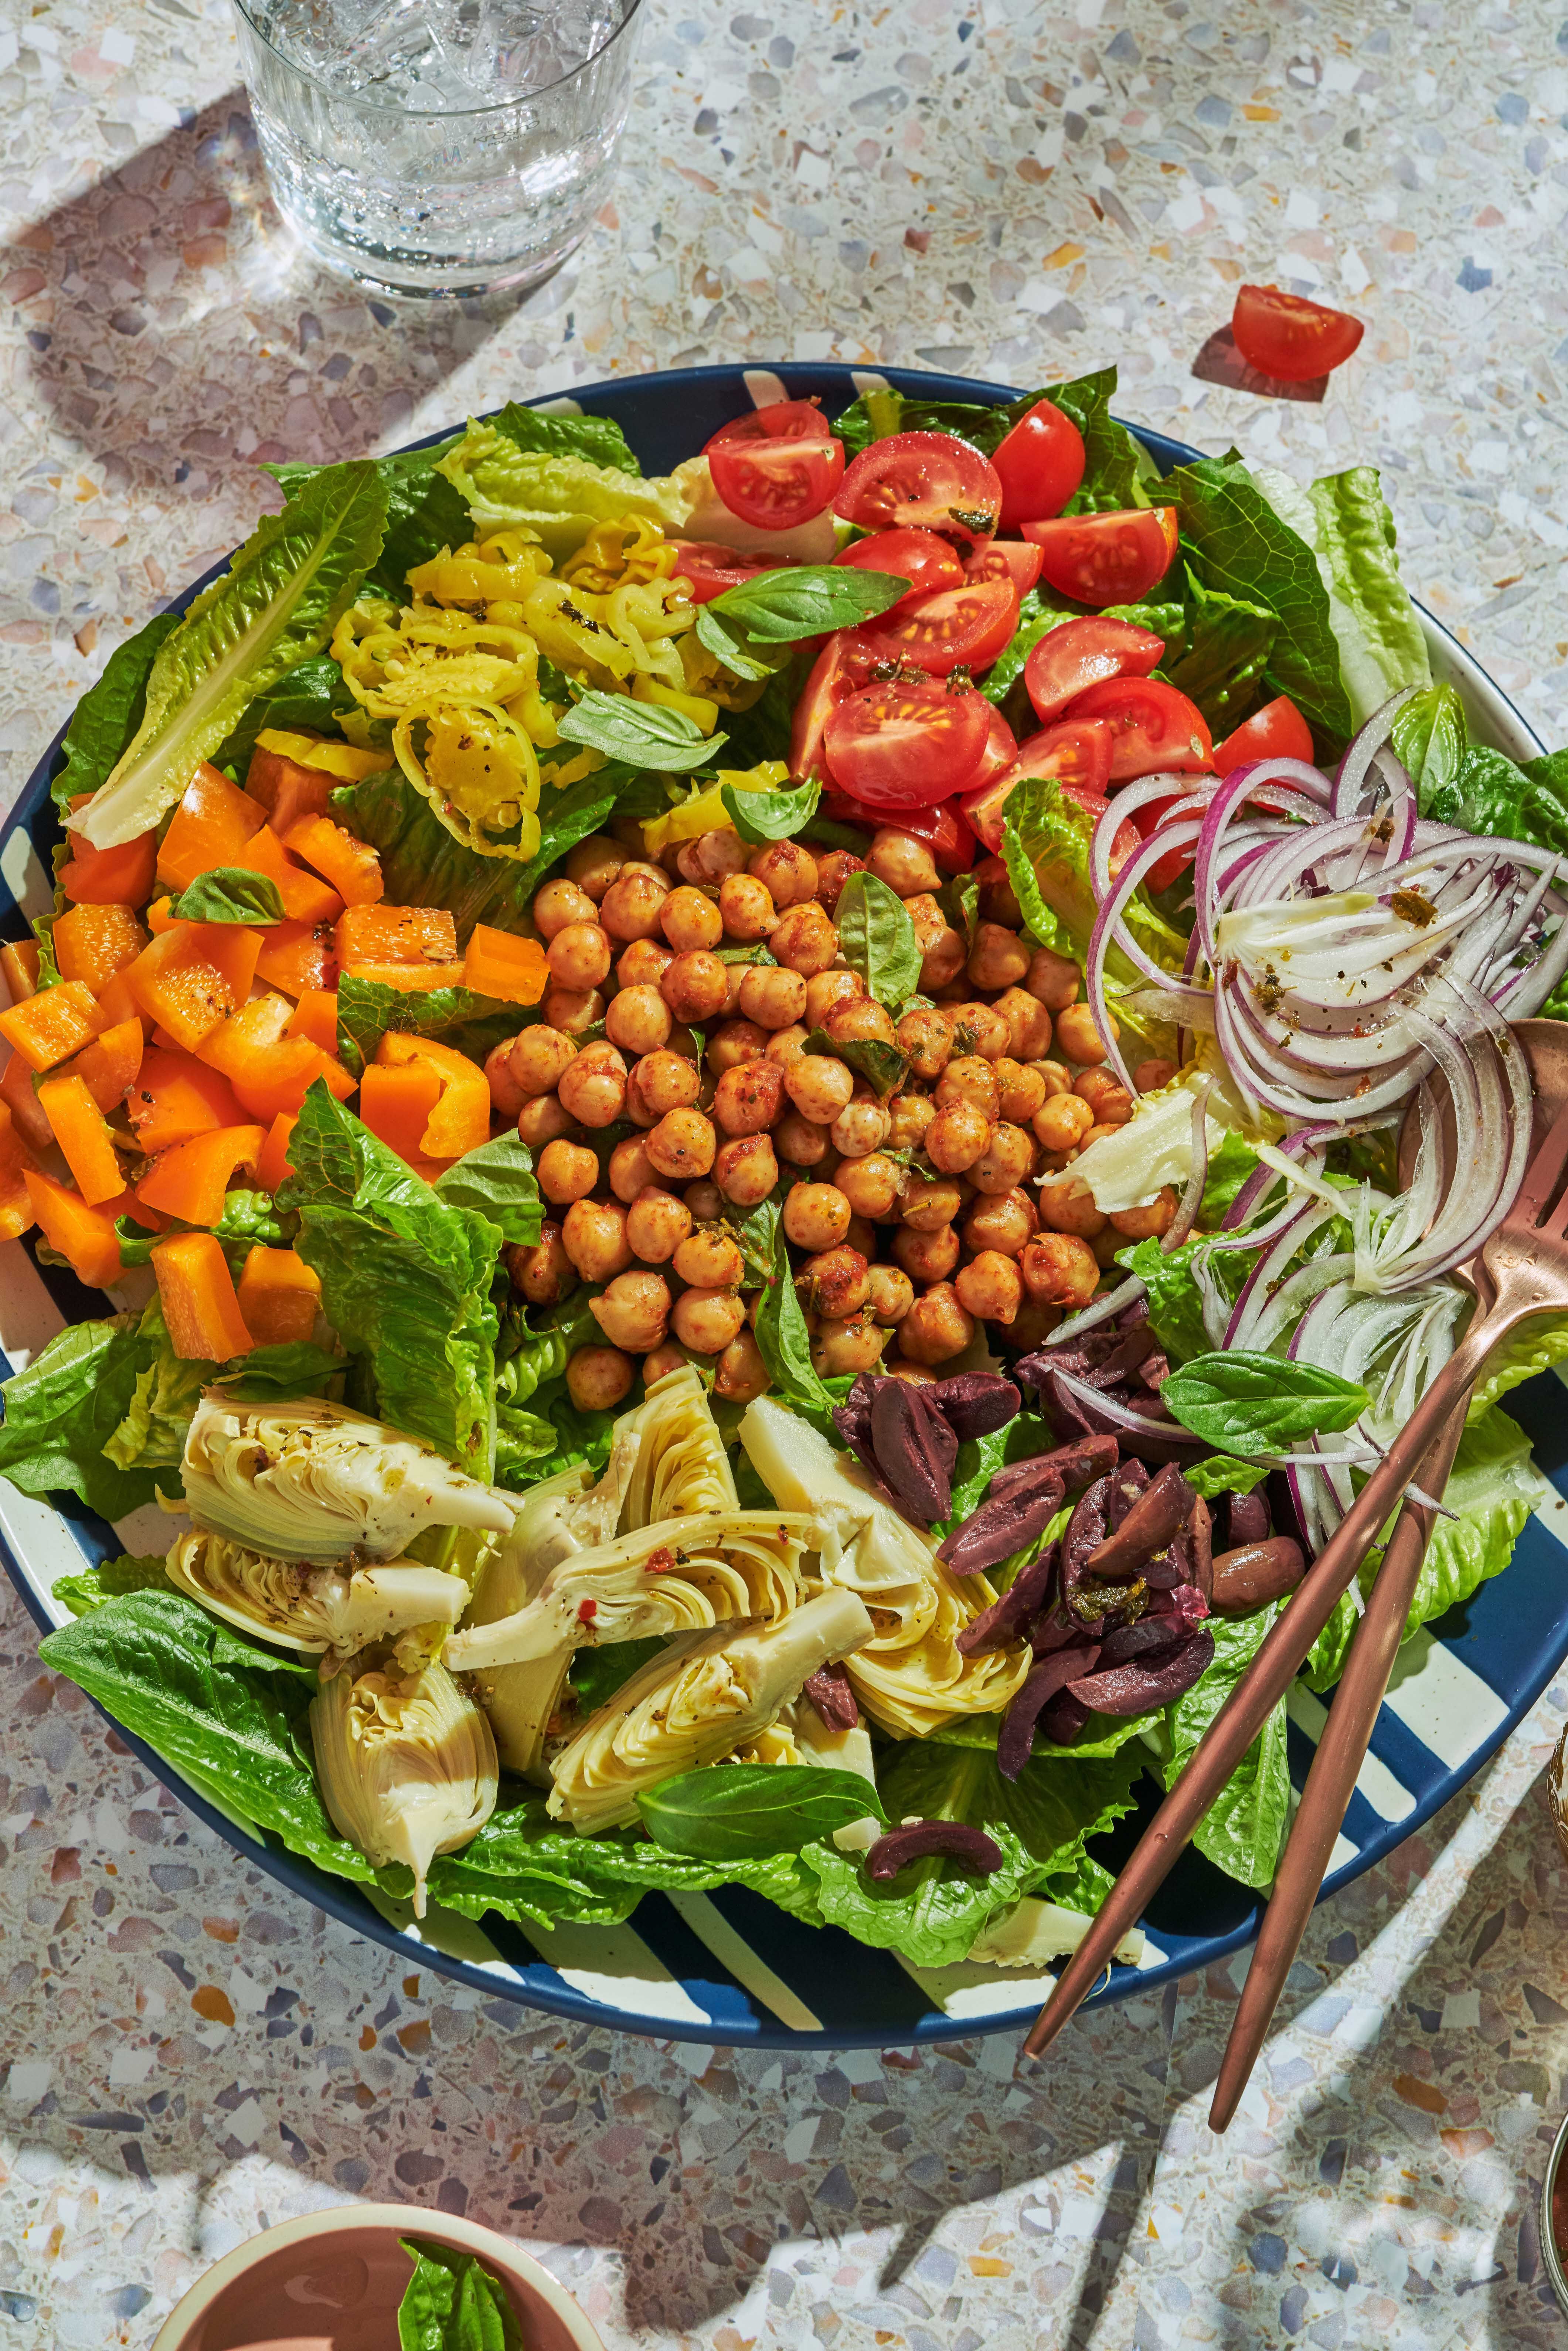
[1025,1044,1568,2063]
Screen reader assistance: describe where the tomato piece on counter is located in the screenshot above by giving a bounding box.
[1065,677,1213,780]
[834,431,1003,544]
[853,576,1018,677]
[708,435,844,530]
[965,539,1044,598]
[1023,615,1167,723]
[833,527,966,605]
[959,719,1115,853]
[704,398,830,447]
[820,789,979,872]
[789,630,885,779]
[1231,285,1364,383]
[1213,694,1316,774]
[823,678,992,809]
[669,541,772,603]
[991,397,1086,530]
[1022,506,1179,607]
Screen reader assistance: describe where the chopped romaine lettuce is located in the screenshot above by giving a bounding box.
[1166,1606,1289,1890]
[1252,462,1430,727]
[50,612,180,815]
[436,418,687,559]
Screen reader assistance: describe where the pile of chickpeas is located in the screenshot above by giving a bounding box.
[487,820,1181,1417]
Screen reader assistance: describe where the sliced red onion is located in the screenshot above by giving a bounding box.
[1048,1368,1208,1451]
[1043,1272,1148,1349]
[1163,1081,1212,1254]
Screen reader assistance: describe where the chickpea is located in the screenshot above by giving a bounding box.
[892,1222,961,1287]
[797,1245,870,1319]
[784,1182,852,1251]
[901,1175,966,1232]
[1054,1002,1117,1066]
[599,868,670,943]
[715,1327,771,1402]
[545,921,612,992]
[609,1134,658,1204]
[897,1005,953,1080]
[605,983,673,1058]
[1030,1058,1072,1096]
[844,1211,878,1260]
[591,1269,671,1353]
[564,836,626,902]
[783,1053,854,1124]
[1135,1057,1178,1095]
[533,877,599,938]
[1076,1068,1133,1126]
[1093,1224,1126,1269]
[714,1058,786,1136]
[562,1197,633,1282]
[618,937,673,991]
[626,1186,694,1263]
[1033,1092,1096,1154]
[887,1091,936,1154]
[628,1050,700,1126]
[714,1133,778,1207]
[567,1345,634,1412]
[884,1354,940,1386]
[956,1250,1024,1325]
[1026,946,1081,1013]
[676,827,747,885]
[964,1187,1038,1259]
[719,871,776,941]
[866,827,942,898]
[484,1039,526,1120]
[738,964,807,1031]
[926,1102,992,1175]
[975,855,1023,929]
[1007,1299,1064,1353]
[1020,1232,1100,1309]
[542,983,607,1036]
[659,884,724,953]
[814,850,864,912]
[537,1138,599,1205]
[642,1338,692,1384]
[509,1028,577,1103]
[748,840,819,908]
[994,986,1053,1064]
[949,1001,1010,1062]
[970,1121,1034,1195]
[647,1107,717,1182]
[766,1023,810,1067]
[660,949,729,1025]
[867,1263,915,1324]
[994,1058,1047,1125]
[667,1286,744,1356]
[805,969,863,1028]
[684,1179,724,1222]
[770,902,840,976]
[825,996,897,1048]
[516,1095,579,1149]
[672,1228,745,1289]
[1080,1122,1126,1153]
[812,1313,887,1377]
[505,1220,576,1308]
[937,1054,999,1120]
[967,920,1031,994]
[905,893,967,989]
[831,1095,891,1159]
[1038,1173,1108,1239]
[835,1151,902,1219]
[776,1109,830,1166]
[1109,1187,1179,1241]
[898,1282,975,1367]
[558,1041,627,1129]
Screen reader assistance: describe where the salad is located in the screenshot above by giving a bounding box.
[4,367,1567,1982]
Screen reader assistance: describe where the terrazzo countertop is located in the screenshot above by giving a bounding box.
[4,0,1568,2343]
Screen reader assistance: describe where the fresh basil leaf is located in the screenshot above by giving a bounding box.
[723,775,822,843]
[835,871,922,1011]
[637,1764,887,1860]
[167,867,285,926]
[1183,1453,1272,1501]
[939,870,980,954]
[116,1189,295,1272]
[52,1553,168,1619]
[397,2238,521,2351]
[803,1027,907,1100]
[693,604,779,683]
[334,972,521,1081]
[1160,1349,1369,1452]
[714,941,778,966]
[707,564,908,642]
[215,1342,343,1401]
[726,1190,783,1288]
[432,1132,543,1247]
[753,1213,840,1418]
[51,612,180,815]
[569,1634,668,1716]
[0,1313,179,1518]
[555,689,727,772]
[1391,681,1467,814]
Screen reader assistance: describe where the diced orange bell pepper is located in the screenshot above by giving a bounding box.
[237,1243,322,1345]
[95,971,151,1038]
[197,991,355,1126]
[360,1060,444,1162]
[123,923,263,1051]
[256,1110,298,1195]
[0,1101,36,1241]
[377,1033,490,1158]
[0,940,40,1006]
[245,747,337,838]
[137,1124,266,1228]
[62,1018,144,1117]
[0,981,107,1072]
[287,990,339,1055]
[146,897,177,935]
[156,764,268,891]
[335,904,455,968]
[120,1192,172,1235]
[128,1047,245,1154]
[24,1169,125,1287]
[59,795,157,908]
[286,816,384,909]
[52,902,148,994]
[254,918,337,998]
[152,1230,254,1360]
[37,1072,125,1206]
[0,1051,55,1152]
[462,923,548,1006]
[339,962,462,995]
[237,823,344,928]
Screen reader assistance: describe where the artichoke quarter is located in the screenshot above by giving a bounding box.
[164,1528,469,1658]
[547,1585,874,1833]
[310,1657,498,1916]
[181,1395,516,1565]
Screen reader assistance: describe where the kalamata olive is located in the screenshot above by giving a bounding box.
[1211,1537,1307,1613]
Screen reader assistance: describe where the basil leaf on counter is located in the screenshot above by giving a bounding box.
[637,1765,886,1860]
[705,564,907,642]
[723,775,822,843]
[1160,1350,1369,1453]
[397,2237,521,2351]
[167,868,285,926]
[556,689,726,771]
[803,1027,908,1100]
[835,871,922,1011]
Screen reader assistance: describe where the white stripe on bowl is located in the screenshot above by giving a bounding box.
[1285,1684,1417,1823]
[665,1891,825,2032]
[365,1887,531,1982]
[1382,1626,1509,1765]
[0,1476,94,1616]
[894,1953,1059,2021]
[0,829,54,922]
[742,369,789,409]
[514,1916,715,2026]
[1329,1833,1358,1874]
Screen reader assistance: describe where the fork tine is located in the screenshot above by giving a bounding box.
[1511,1093,1568,1226]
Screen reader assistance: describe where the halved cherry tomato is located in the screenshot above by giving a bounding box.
[973,702,1019,789]
[966,540,1044,598]
[1024,615,1166,723]
[1130,791,1211,897]
[1023,506,1178,607]
[833,527,965,606]
[834,431,1002,544]
[708,435,844,531]
[823,678,992,809]
[789,630,883,779]
[853,576,1018,677]
[1214,693,1316,774]
[992,398,1086,531]
[1232,286,1364,384]
[819,789,978,872]
[705,398,830,448]
[669,541,772,604]
[959,719,1115,853]
[1065,677,1213,780]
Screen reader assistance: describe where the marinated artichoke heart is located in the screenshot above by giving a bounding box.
[181,1395,516,1565]
[165,1529,468,1657]
[310,1657,498,1916]
[616,1363,738,1529]
[547,1586,874,1832]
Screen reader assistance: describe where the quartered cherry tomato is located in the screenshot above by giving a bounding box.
[823,677,992,809]
[820,788,978,872]
[1022,506,1179,607]
[959,719,1115,853]
[1232,286,1364,384]
[853,575,1018,677]
[973,702,1019,788]
[1065,676,1213,780]
[708,435,844,530]
[705,398,831,448]
[668,541,772,604]
[1213,693,1316,774]
[991,398,1086,530]
[789,631,882,779]
[1023,615,1166,723]
[834,431,1003,545]
[965,539,1044,598]
[833,527,965,606]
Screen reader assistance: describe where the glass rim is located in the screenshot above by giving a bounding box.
[231,0,644,118]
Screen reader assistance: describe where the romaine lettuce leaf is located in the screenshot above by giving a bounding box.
[833,368,1149,513]
[432,1132,542,1248]
[436,418,687,559]
[1001,773,1186,979]
[1164,572,1275,734]
[1200,1129,1261,1224]
[50,612,180,814]
[52,1554,167,1617]
[1390,681,1467,810]
[490,398,640,476]
[115,1188,295,1273]
[1166,1606,1289,1889]
[1258,462,1431,725]
[211,653,354,777]
[1115,1233,1248,1365]
[0,1312,180,1518]
[1467,1314,1568,1421]
[103,1298,208,1475]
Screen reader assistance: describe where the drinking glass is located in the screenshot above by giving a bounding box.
[231,0,645,299]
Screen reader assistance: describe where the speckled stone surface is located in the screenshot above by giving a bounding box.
[4,0,1568,2343]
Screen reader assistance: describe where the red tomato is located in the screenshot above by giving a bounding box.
[1065,677,1213,781]
[853,576,1018,678]
[789,630,882,779]
[992,398,1086,530]
[705,398,830,448]
[708,435,845,531]
[966,539,1044,598]
[669,541,772,605]
[823,678,992,809]
[958,720,1115,853]
[1024,615,1166,723]
[974,702,1018,787]
[1232,286,1364,384]
[1023,507,1178,607]
[833,527,965,605]
[834,431,1003,544]
[1130,791,1210,896]
[820,789,978,872]
[1214,694,1316,775]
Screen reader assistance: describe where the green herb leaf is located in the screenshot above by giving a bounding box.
[706,564,908,642]
[432,1132,543,1247]
[555,690,727,772]
[722,775,822,843]
[211,653,353,775]
[166,868,285,926]
[397,2238,521,2351]
[834,871,922,1011]
[116,1188,295,1272]
[1160,1350,1369,1452]
[1183,1454,1272,1501]
[637,1764,887,1860]
[334,972,522,1081]
[0,1313,179,1519]
[1391,681,1467,813]
[215,1341,344,1401]
[1165,1607,1289,1889]
[803,1027,908,1100]
[693,604,779,683]
[715,941,778,966]
[569,1634,669,1717]
[51,613,180,815]
[753,1213,840,1418]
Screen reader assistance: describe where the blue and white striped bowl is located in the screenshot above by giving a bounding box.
[3,363,1563,2049]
